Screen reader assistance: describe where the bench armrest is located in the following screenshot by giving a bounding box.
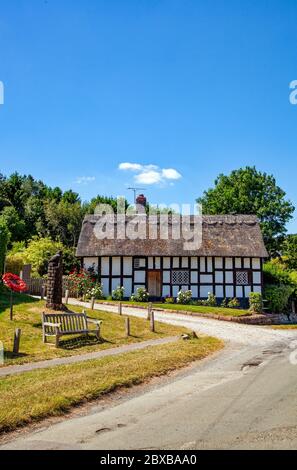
[86,317,102,326]
[43,322,61,328]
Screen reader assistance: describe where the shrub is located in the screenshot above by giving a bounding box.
[5,237,80,277]
[112,285,125,301]
[164,296,175,304]
[249,292,263,313]
[264,285,294,313]
[68,269,96,298]
[176,290,192,305]
[221,298,228,308]
[131,287,150,302]
[86,283,104,300]
[263,259,297,298]
[227,297,240,308]
[204,292,217,307]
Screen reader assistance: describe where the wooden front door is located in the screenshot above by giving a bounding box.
[147,270,162,298]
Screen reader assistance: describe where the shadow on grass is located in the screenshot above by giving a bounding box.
[50,334,105,350]
[0,289,40,314]
[4,351,28,361]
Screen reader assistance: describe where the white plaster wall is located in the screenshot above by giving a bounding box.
[172,257,179,268]
[102,278,109,296]
[236,286,243,298]
[200,285,213,297]
[112,278,121,291]
[101,257,110,275]
[253,285,262,293]
[191,257,198,269]
[123,278,132,297]
[215,286,224,297]
[225,258,233,269]
[172,286,179,297]
[162,285,170,297]
[123,257,132,275]
[191,286,198,297]
[207,257,213,272]
[134,271,145,283]
[252,258,261,269]
[83,257,98,273]
[200,257,206,272]
[191,271,198,283]
[225,286,234,297]
[253,271,261,284]
[112,257,121,276]
[200,274,212,283]
[163,271,170,283]
[244,286,251,297]
[225,271,233,283]
[215,257,223,269]
[182,257,188,268]
[244,258,251,268]
[215,271,223,283]
[163,257,170,269]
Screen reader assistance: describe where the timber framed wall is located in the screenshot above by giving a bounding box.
[82,255,263,299]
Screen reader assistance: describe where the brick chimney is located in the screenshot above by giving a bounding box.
[136,194,147,207]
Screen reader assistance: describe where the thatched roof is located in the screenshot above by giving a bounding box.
[76,214,268,258]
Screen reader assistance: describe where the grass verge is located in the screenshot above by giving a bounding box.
[269,324,297,329]
[97,300,250,317]
[0,293,188,366]
[0,337,223,433]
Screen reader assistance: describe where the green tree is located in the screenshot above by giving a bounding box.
[0,206,26,244]
[0,220,10,276]
[6,237,80,277]
[197,166,295,255]
[88,195,128,214]
[281,234,297,269]
[43,199,86,247]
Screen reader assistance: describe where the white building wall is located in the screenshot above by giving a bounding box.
[89,255,263,300]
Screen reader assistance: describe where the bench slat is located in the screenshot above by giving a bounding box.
[42,312,101,347]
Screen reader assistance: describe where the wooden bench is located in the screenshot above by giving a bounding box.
[41,311,102,348]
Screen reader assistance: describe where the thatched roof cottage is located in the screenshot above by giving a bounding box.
[76,212,268,302]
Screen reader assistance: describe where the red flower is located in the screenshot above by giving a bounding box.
[2,273,27,293]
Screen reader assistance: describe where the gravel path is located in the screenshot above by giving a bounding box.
[0,336,178,377]
[69,299,297,347]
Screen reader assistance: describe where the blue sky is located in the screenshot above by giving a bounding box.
[0,0,297,231]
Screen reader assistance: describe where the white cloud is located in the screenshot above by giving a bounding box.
[135,170,162,184]
[118,162,142,171]
[118,162,182,186]
[75,176,96,185]
[161,168,182,180]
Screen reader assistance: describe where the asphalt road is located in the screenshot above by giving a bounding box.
[2,304,297,450]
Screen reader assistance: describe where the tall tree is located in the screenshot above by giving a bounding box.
[197,166,295,255]
[281,234,297,270]
[0,220,10,276]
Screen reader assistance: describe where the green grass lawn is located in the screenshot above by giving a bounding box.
[0,292,188,366]
[97,300,251,317]
[0,336,223,433]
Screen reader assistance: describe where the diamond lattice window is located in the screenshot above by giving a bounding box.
[235,271,249,285]
[172,270,190,285]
